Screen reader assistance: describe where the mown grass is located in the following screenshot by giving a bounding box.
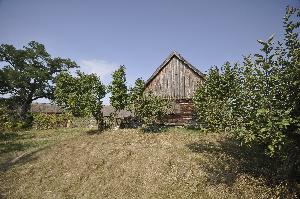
[0,127,298,198]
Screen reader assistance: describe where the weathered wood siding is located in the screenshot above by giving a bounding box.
[165,99,195,125]
[145,56,204,99]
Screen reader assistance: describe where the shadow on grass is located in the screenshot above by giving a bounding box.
[186,137,283,187]
[185,125,202,131]
[0,142,32,155]
[187,137,300,197]
[0,132,19,141]
[0,132,33,155]
[0,146,49,172]
[142,125,170,133]
[86,129,102,135]
[0,131,50,172]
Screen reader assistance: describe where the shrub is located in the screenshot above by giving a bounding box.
[0,102,27,131]
[128,78,170,129]
[32,112,72,130]
[194,6,300,155]
[193,6,300,181]
[139,92,170,129]
[193,63,240,132]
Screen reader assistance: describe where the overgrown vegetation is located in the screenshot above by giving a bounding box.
[32,112,72,130]
[54,71,106,131]
[127,78,170,129]
[194,6,300,181]
[138,92,170,129]
[107,66,170,129]
[0,101,26,131]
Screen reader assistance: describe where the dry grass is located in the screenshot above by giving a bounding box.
[0,128,298,198]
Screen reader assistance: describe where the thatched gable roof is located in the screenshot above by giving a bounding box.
[102,106,133,118]
[30,103,132,118]
[30,103,63,113]
[145,51,205,86]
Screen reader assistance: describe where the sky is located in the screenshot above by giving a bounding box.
[0,0,299,104]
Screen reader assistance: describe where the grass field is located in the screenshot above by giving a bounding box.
[0,128,298,198]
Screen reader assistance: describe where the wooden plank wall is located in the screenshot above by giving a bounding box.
[164,99,195,126]
[145,56,204,99]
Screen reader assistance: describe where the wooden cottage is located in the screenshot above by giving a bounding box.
[145,51,205,125]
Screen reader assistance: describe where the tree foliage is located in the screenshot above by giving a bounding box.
[32,112,72,130]
[109,65,128,113]
[127,78,170,129]
[0,41,78,120]
[128,78,145,123]
[54,71,106,131]
[0,100,25,131]
[194,62,241,132]
[194,6,300,161]
[139,92,170,129]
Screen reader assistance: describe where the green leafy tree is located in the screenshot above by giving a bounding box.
[127,78,170,128]
[128,78,145,123]
[194,62,240,132]
[281,7,300,127]
[193,6,300,167]
[0,41,78,121]
[54,71,106,131]
[230,7,300,157]
[139,92,170,129]
[231,5,300,182]
[109,65,128,113]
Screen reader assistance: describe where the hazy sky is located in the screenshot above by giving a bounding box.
[0,0,299,104]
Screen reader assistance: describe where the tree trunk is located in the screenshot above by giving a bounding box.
[94,112,104,132]
[19,99,32,121]
[97,117,104,132]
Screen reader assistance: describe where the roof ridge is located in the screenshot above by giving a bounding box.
[145,51,205,86]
